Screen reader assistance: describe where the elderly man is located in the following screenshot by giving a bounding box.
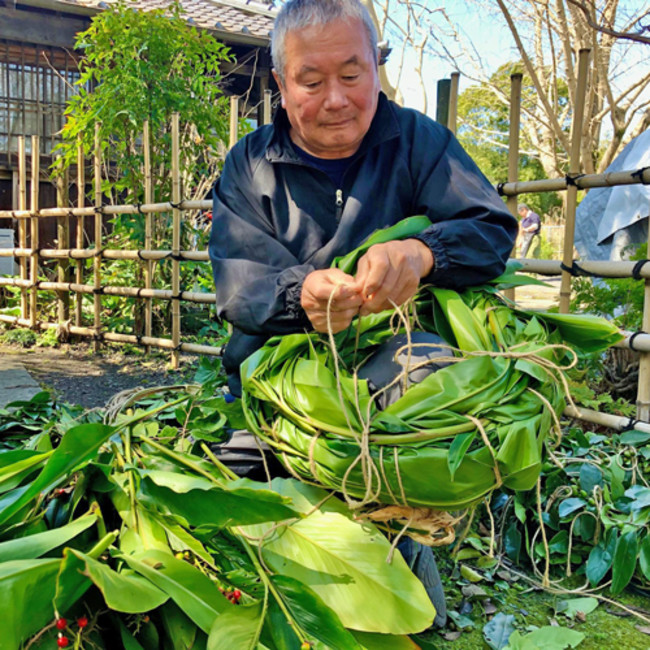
[517,203,542,258]
[210,0,517,397]
[209,0,517,628]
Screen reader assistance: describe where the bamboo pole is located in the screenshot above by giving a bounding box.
[29,136,39,329]
[263,89,272,125]
[143,120,153,353]
[0,248,210,261]
[75,138,85,327]
[93,124,102,353]
[229,96,240,149]
[559,49,590,314]
[503,72,523,303]
[56,156,70,324]
[564,405,650,434]
[17,136,28,320]
[0,314,222,356]
[637,218,650,421]
[171,113,181,369]
[447,71,460,134]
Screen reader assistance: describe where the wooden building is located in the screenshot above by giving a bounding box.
[0,0,277,244]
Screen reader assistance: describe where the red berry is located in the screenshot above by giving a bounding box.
[232,589,241,599]
[55,618,67,630]
[57,636,70,648]
[77,615,89,628]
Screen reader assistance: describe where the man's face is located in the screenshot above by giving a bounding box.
[273,17,380,159]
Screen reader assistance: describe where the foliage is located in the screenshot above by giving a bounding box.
[0,369,438,648]
[571,244,647,332]
[496,426,650,594]
[0,327,37,348]
[457,62,562,219]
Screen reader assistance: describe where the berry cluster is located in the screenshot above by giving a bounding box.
[54,615,89,647]
[218,586,242,604]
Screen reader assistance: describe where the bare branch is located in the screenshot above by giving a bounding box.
[567,0,650,44]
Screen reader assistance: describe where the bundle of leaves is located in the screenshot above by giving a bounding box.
[499,426,650,593]
[0,388,439,649]
[241,218,622,534]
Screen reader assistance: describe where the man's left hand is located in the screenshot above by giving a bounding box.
[355,239,434,315]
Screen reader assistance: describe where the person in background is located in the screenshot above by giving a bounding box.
[209,0,518,628]
[517,203,541,258]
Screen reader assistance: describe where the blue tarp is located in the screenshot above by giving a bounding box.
[575,129,650,261]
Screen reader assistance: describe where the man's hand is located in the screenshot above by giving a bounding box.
[301,268,363,333]
[355,239,434,315]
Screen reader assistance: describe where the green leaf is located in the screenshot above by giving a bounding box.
[620,430,650,445]
[555,597,598,620]
[483,612,515,650]
[120,549,227,633]
[0,422,115,526]
[66,549,169,613]
[242,482,435,634]
[579,464,603,495]
[557,498,586,519]
[0,513,96,562]
[639,535,650,581]
[0,558,60,650]
[505,626,585,649]
[208,600,265,650]
[352,631,420,649]
[586,532,617,587]
[159,601,200,650]
[271,574,362,650]
[447,432,476,481]
[138,472,299,528]
[611,529,638,595]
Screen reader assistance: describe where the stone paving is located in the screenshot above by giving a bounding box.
[0,355,41,408]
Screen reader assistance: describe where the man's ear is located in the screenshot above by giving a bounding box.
[272,69,287,108]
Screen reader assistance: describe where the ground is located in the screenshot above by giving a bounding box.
[0,342,201,408]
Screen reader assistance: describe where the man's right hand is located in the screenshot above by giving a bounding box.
[301,269,363,333]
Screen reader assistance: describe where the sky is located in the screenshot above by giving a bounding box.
[381,0,650,124]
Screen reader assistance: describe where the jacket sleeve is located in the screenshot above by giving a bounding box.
[209,143,312,336]
[408,126,518,289]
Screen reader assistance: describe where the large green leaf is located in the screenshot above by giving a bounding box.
[0,558,60,650]
[0,513,96,562]
[505,626,585,649]
[66,549,169,613]
[208,600,265,650]
[243,482,435,634]
[352,631,421,649]
[120,549,227,633]
[611,528,638,594]
[138,470,300,528]
[0,422,115,526]
[271,574,362,649]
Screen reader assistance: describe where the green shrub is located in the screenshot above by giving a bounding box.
[1,328,37,348]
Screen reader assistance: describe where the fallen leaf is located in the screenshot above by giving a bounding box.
[442,631,462,641]
[636,625,650,635]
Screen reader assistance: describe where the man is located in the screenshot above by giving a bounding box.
[517,203,541,258]
[209,0,517,628]
[210,0,517,397]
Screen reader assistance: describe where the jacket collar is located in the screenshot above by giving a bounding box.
[265,92,401,164]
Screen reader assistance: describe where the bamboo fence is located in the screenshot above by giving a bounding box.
[0,66,649,428]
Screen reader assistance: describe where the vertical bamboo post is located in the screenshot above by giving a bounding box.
[29,136,39,330]
[559,49,590,314]
[18,136,28,320]
[171,113,181,369]
[263,89,272,125]
[447,71,460,134]
[229,96,240,150]
[56,156,70,324]
[637,228,650,421]
[143,120,153,352]
[75,139,85,327]
[503,73,523,303]
[93,124,102,352]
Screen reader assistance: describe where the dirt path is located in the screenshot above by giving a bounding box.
[0,343,200,408]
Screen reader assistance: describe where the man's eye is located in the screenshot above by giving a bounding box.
[343,75,359,82]
[305,81,321,89]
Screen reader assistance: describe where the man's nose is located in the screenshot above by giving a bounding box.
[323,81,349,110]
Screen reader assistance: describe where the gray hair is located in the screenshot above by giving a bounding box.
[271,0,379,82]
[517,203,528,212]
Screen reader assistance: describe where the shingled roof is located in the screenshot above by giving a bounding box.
[52,0,277,43]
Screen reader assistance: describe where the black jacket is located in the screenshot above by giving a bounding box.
[210,93,517,394]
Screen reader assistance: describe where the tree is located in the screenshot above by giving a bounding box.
[54,0,233,236]
[370,0,650,179]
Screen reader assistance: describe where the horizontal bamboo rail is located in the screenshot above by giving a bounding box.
[0,314,221,356]
[0,248,209,261]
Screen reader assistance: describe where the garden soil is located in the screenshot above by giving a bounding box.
[0,342,200,408]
